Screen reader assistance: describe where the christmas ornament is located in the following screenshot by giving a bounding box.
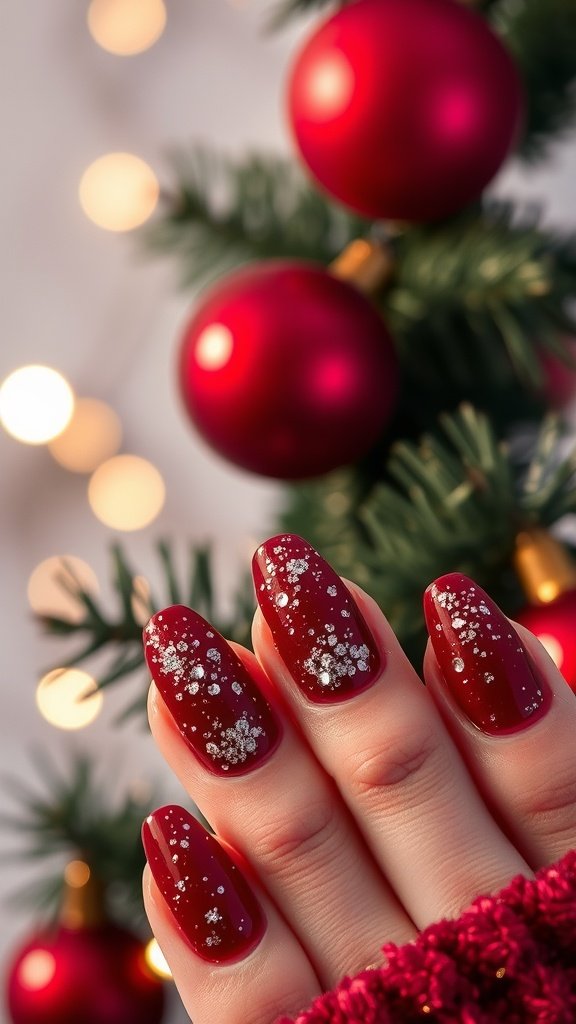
[540,337,576,409]
[178,253,397,479]
[514,529,576,692]
[6,861,165,1024]
[287,0,524,222]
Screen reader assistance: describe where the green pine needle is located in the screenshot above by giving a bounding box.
[37,541,254,718]
[0,756,158,928]
[281,406,576,665]
[143,148,368,289]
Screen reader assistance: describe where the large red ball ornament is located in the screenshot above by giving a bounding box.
[516,592,576,694]
[7,924,165,1024]
[178,261,397,479]
[287,0,524,222]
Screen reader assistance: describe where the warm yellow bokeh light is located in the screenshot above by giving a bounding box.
[28,555,99,623]
[88,454,165,531]
[88,0,167,56]
[144,938,173,980]
[48,397,122,473]
[195,324,234,370]
[36,669,103,730]
[18,951,57,991]
[64,860,91,888]
[0,365,74,445]
[79,153,159,232]
[538,633,564,669]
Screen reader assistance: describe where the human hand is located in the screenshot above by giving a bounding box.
[141,534,576,1024]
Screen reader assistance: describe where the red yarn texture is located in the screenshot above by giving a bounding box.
[278,850,576,1024]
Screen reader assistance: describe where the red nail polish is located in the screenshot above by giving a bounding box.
[252,534,381,703]
[424,572,551,734]
[144,606,281,776]
[143,805,265,963]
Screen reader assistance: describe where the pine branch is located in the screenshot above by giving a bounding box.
[493,0,576,160]
[0,755,157,927]
[37,541,254,719]
[144,148,368,288]
[383,203,576,417]
[281,406,576,664]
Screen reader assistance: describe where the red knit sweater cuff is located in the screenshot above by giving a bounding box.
[278,849,576,1024]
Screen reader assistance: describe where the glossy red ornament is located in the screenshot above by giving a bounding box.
[287,0,524,222]
[516,591,576,693]
[7,924,165,1024]
[178,261,397,479]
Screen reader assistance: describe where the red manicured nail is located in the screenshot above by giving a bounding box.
[144,605,281,776]
[424,573,551,734]
[252,534,381,703]
[143,805,266,963]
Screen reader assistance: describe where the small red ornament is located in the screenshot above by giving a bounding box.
[7,923,165,1024]
[287,0,524,222]
[178,260,397,479]
[539,337,576,410]
[516,592,576,694]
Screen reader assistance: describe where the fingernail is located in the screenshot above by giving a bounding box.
[424,572,551,734]
[252,534,381,703]
[143,605,281,776]
[143,805,266,963]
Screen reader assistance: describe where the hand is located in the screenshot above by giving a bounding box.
[141,534,576,1024]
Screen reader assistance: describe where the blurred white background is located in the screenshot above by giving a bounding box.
[1,1,576,1020]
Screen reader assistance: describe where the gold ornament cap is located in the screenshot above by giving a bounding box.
[329,239,394,295]
[59,859,106,929]
[514,528,576,605]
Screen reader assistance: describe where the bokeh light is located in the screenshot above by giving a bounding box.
[64,860,92,888]
[36,669,103,730]
[27,555,99,624]
[18,951,57,992]
[88,0,167,56]
[79,153,159,231]
[0,365,74,445]
[48,397,122,473]
[144,939,172,980]
[537,633,564,669]
[88,454,165,531]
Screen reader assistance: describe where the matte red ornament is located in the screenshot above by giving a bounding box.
[178,261,397,479]
[287,0,524,222]
[516,592,576,693]
[539,337,576,409]
[7,924,165,1024]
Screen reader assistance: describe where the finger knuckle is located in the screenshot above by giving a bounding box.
[250,794,340,872]
[347,726,439,805]
[514,767,576,846]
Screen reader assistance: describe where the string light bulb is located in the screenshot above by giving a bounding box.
[36,669,103,730]
[79,153,159,232]
[49,397,122,473]
[88,0,167,56]
[88,454,165,531]
[0,365,74,445]
[27,555,99,623]
[144,939,172,980]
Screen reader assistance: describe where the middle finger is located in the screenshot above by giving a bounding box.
[252,534,532,926]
